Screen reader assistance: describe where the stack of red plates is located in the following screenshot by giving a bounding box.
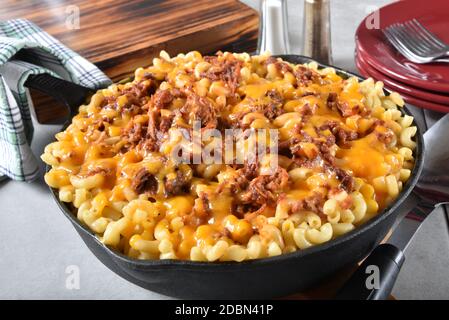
[355,0,449,112]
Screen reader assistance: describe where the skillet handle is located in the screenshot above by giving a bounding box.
[335,244,405,300]
[24,73,93,117]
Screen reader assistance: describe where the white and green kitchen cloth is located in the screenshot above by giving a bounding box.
[0,18,111,182]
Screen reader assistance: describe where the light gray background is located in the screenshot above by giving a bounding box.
[1,0,448,299]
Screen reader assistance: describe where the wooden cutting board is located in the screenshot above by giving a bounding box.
[0,0,259,123]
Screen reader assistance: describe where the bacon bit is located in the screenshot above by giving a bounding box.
[278,139,294,155]
[375,127,395,145]
[217,161,258,194]
[184,192,211,226]
[121,89,179,153]
[263,103,284,120]
[120,80,155,114]
[299,130,314,143]
[326,92,338,111]
[164,169,191,195]
[291,142,319,160]
[336,128,358,147]
[318,120,358,147]
[265,56,278,66]
[132,168,158,194]
[294,66,323,86]
[318,120,339,132]
[242,161,259,181]
[266,56,294,74]
[296,103,317,117]
[180,93,217,128]
[334,168,354,192]
[151,89,175,110]
[243,203,268,221]
[241,167,290,206]
[139,137,161,153]
[121,115,163,153]
[159,112,174,133]
[327,93,360,118]
[145,107,176,152]
[290,192,325,213]
[266,89,282,102]
[246,89,284,121]
[127,80,154,99]
[147,109,159,142]
[264,89,285,119]
[338,102,360,117]
[317,143,335,165]
[122,121,145,146]
[288,129,337,165]
[201,54,243,94]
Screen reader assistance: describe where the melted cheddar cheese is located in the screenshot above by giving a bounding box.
[42,51,416,262]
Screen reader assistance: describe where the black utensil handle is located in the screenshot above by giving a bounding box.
[335,243,405,300]
[24,73,93,116]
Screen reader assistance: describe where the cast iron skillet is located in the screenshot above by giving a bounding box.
[28,55,424,299]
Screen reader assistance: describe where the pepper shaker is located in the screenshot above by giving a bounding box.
[302,0,332,64]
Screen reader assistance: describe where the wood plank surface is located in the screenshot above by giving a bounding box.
[0,0,259,123]
[0,0,258,80]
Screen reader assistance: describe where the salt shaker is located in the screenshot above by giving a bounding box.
[302,0,332,64]
[257,0,290,55]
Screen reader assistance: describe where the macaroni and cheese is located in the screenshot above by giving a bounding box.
[42,51,416,262]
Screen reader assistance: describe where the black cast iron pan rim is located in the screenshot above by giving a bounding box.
[47,54,425,271]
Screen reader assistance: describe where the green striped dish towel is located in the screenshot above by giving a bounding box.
[0,19,111,182]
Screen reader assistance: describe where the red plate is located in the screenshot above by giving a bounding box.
[355,51,449,113]
[356,49,449,106]
[356,0,449,93]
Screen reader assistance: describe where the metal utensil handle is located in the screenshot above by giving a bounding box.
[335,244,405,300]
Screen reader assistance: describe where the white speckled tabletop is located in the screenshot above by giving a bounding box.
[1,0,448,299]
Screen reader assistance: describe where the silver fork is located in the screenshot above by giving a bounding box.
[383,19,449,64]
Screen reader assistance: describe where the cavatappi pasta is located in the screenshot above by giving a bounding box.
[42,51,416,262]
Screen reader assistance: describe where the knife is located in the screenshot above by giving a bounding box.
[335,113,449,300]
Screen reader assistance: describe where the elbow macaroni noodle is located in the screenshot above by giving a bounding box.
[42,51,416,262]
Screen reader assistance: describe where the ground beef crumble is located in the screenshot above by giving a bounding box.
[164,169,191,196]
[290,192,325,214]
[318,120,358,148]
[184,192,212,226]
[103,80,155,115]
[240,167,290,206]
[327,92,362,118]
[265,56,293,74]
[131,168,158,194]
[334,168,354,192]
[252,89,285,120]
[375,127,395,145]
[294,65,323,86]
[180,93,218,128]
[202,54,243,94]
